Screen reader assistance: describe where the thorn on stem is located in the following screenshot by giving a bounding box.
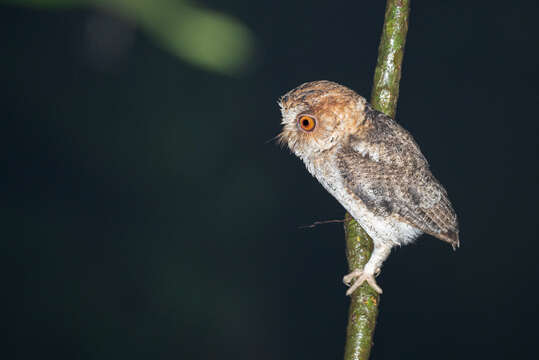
[299,219,344,229]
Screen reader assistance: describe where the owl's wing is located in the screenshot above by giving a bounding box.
[338,134,459,248]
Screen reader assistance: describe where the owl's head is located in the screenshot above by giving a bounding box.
[278,80,367,159]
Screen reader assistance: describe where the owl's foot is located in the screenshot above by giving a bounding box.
[343,269,383,295]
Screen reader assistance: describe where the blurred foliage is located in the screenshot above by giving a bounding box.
[6,0,256,75]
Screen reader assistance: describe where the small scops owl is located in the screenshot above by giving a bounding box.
[278,80,459,295]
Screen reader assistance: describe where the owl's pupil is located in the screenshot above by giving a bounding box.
[302,119,310,127]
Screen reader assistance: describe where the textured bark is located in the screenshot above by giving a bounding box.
[343,1,410,360]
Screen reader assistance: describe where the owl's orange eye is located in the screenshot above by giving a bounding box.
[298,115,316,132]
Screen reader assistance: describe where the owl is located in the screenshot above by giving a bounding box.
[278,80,459,295]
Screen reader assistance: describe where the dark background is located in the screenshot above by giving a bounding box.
[4,0,539,359]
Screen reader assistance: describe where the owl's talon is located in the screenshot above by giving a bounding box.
[343,269,383,295]
[343,268,362,286]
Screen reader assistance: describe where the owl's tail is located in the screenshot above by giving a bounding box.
[437,230,460,251]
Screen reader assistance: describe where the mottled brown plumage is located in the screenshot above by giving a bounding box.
[278,80,459,295]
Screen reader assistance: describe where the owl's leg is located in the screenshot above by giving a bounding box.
[343,243,392,295]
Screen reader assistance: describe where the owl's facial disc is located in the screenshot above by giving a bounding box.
[278,80,367,157]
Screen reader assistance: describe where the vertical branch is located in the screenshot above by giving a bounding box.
[343,1,410,360]
[370,0,411,118]
[343,214,379,360]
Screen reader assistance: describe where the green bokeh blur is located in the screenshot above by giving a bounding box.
[7,0,256,74]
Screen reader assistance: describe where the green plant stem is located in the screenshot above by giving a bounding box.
[343,1,410,360]
[370,0,411,118]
